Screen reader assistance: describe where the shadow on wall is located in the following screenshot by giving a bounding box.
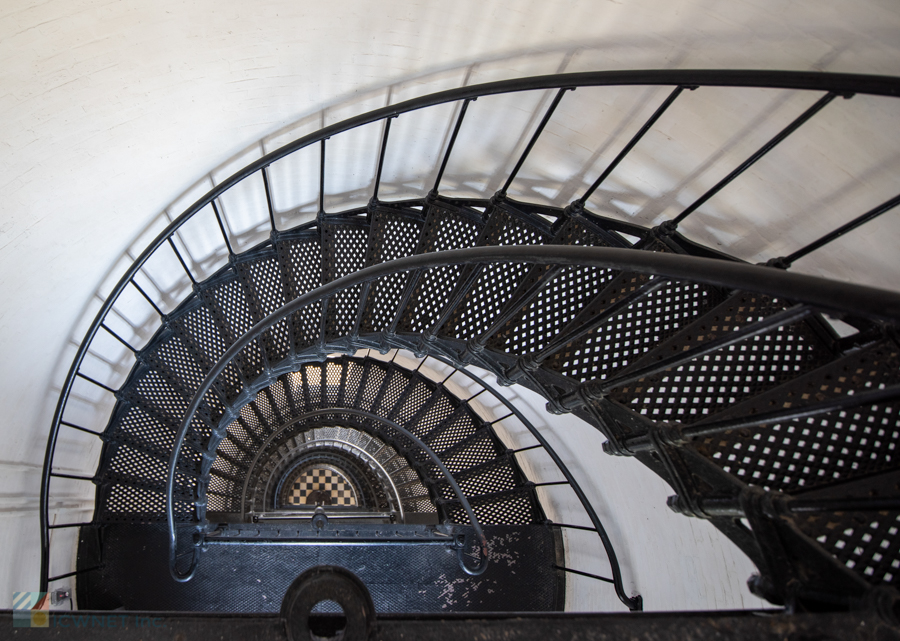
[26,4,900,600]
[48,36,900,468]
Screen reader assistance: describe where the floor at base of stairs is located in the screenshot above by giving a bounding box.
[76,523,565,612]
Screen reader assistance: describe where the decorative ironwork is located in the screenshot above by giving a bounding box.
[41,70,900,618]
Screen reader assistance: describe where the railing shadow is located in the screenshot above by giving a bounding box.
[37,38,900,595]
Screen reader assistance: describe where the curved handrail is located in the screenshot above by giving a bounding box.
[165,245,900,596]
[41,69,900,592]
[427,353,642,610]
[229,352,643,607]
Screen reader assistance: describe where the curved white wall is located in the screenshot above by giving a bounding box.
[2,0,899,609]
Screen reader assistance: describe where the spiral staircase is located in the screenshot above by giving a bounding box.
[35,70,900,639]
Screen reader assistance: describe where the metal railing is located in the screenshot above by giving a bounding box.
[163,246,900,608]
[40,70,900,607]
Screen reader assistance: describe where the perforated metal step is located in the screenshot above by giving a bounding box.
[82,189,900,602]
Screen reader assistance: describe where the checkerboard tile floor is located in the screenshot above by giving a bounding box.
[288,467,357,506]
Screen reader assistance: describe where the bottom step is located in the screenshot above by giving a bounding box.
[76,523,565,612]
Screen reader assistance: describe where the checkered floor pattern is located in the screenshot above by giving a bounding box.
[288,467,357,506]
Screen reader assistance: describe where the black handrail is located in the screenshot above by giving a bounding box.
[40,69,900,595]
[164,245,900,603]
[427,353,643,611]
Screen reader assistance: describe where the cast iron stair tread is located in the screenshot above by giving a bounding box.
[536,274,720,383]
[609,292,839,425]
[321,219,369,342]
[485,214,622,355]
[685,339,900,494]
[609,290,833,384]
[275,233,325,356]
[428,427,507,474]
[434,456,522,499]
[439,204,553,341]
[795,507,900,587]
[444,487,543,526]
[396,203,485,334]
[233,250,294,366]
[360,207,426,334]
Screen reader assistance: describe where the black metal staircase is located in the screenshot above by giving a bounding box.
[39,70,900,632]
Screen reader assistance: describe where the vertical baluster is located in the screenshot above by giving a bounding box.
[211,200,235,257]
[431,98,475,197]
[576,85,689,207]
[664,92,843,231]
[372,117,394,204]
[168,237,197,286]
[499,87,571,197]
[261,166,277,231]
[772,192,900,268]
[318,139,327,217]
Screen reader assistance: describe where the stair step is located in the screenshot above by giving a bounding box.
[440,204,552,340]
[487,215,620,355]
[444,487,543,526]
[435,456,521,499]
[397,202,484,334]
[610,291,834,424]
[274,233,325,355]
[690,339,900,494]
[197,273,267,383]
[796,506,900,587]
[421,405,481,452]
[401,389,456,440]
[361,207,425,334]
[99,485,194,523]
[321,219,370,341]
[544,273,723,382]
[432,427,505,474]
[234,251,293,366]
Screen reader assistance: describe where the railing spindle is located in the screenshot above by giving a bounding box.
[667,92,843,229]
[499,87,571,196]
[577,85,689,205]
[60,420,103,437]
[261,166,277,231]
[432,98,474,195]
[318,139,327,216]
[372,117,394,203]
[100,322,139,354]
[130,279,165,319]
[167,237,197,286]
[210,200,235,256]
[48,566,102,583]
[75,372,117,395]
[778,192,900,267]
[553,565,615,584]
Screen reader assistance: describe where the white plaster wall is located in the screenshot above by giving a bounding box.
[2,0,900,608]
